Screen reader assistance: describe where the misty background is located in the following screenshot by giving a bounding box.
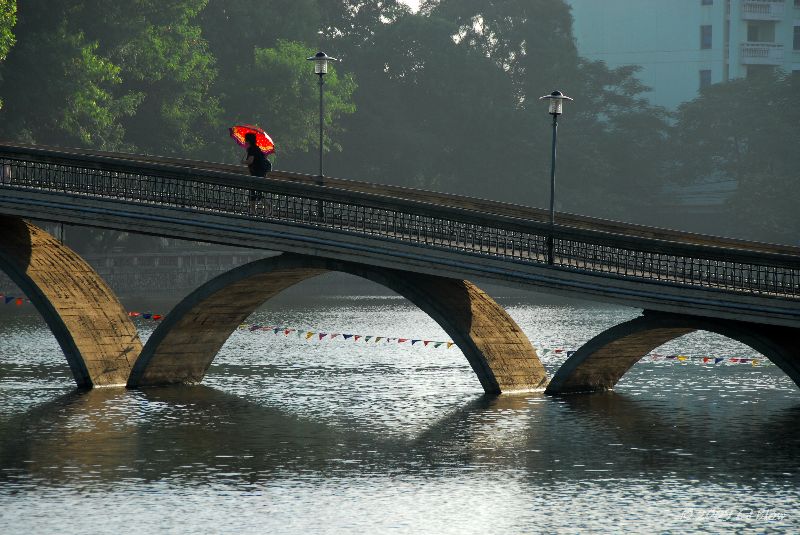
[0,0,797,260]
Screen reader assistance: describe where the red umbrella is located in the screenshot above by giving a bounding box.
[229,124,275,155]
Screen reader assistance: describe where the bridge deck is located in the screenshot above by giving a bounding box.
[1,143,798,327]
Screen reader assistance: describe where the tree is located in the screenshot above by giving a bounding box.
[670,70,799,244]
[0,0,17,109]
[74,0,221,157]
[0,1,141,149]
[0,0,14,61]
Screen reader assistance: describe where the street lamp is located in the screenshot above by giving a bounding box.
[538,90,573,265]
[307,51,338,178]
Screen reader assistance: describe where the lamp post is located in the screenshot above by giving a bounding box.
[307,51,338,179]
[538,90,573,265]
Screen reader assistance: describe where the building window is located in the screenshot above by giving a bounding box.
[795,26,800,50]
[748,23,760,42]
[701,25,713,49]
[700,70,712,89]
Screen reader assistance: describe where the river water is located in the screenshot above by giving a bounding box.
[1,281,798,534]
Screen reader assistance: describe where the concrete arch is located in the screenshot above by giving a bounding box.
[128,253,548,394]
[0,217,142,387]
[545,310,800,395]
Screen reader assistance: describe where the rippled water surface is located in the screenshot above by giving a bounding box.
[1,289,798,533]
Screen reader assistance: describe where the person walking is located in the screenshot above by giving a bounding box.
[241,132,272,214]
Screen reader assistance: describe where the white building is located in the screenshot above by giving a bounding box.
[565,0,800,109]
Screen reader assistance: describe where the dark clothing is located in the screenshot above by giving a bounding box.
[247,145,270,202]
[247,145,270,177]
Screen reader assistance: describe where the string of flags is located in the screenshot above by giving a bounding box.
[236,322,456,349]
[0,291,772,364]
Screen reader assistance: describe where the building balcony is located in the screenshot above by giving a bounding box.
[741,0,785,21]
[740,42,785,64]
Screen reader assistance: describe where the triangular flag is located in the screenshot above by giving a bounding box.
[273,328,281,335]
[729,358,740,363]
[375,337,383,343]
[15,298,23,306]
[343,334,354,340]
[714,357,724,364]
[142,313,152,319]
[250,325,261,331]
[703,357,711,363]
[330,334,340,340]
[4,296,13,304]
[739,358,750,364]
[152,314,162,321]
[434,342,443,348]
[365,336,372,342]
[284,329,293,335]
[423,341,431,346]
[398,338,408,344]
[666,355,677,360]
[411,340,420,345]
[677,356,688,361]
[319,333,327,340]
[297,330,305,338]
[354,335,362,342]
[447,342,455,349]
[752,359,759,366]
[306,332,314,340]
[128,312,141,317]
[567,351,576,358]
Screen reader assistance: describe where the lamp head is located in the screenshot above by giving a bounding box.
[307,51,339,75]
[539,90,574,116]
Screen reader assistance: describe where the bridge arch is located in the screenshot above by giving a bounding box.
[545,311,800,394]
[0,217,142,387]
[128,253,548,394]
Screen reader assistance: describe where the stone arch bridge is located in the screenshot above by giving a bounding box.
[0,143,798,394]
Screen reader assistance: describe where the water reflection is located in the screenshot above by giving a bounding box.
[2,385,799,492]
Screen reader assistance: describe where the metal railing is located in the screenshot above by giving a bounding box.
[1,145,798,299]
[741,0,785,20]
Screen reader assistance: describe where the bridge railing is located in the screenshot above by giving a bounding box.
[1,145,798,299]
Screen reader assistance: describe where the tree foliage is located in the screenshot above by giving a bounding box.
[0,0,17,110]
[0,0,14,61]
[671,71,799,243]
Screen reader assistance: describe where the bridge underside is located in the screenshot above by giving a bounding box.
[546,311,800,394]
[0,217,141,387]
[128,254,549,394]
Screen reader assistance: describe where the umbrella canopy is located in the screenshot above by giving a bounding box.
[229,124,275,155]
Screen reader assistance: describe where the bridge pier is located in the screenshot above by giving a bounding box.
[0,217,142,387]
[545,311,800,395]
[128,254,548,394]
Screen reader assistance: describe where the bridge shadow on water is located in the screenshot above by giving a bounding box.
[1,386,799,490]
